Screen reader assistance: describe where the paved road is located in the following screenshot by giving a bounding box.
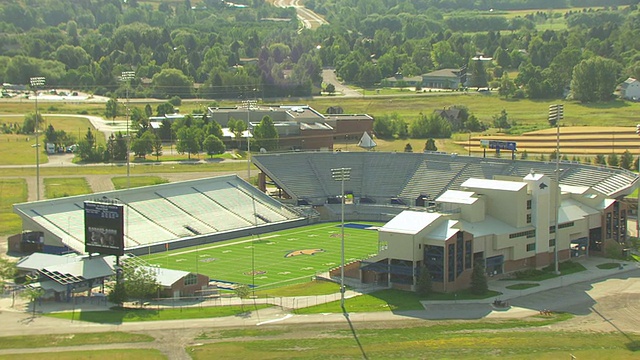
[322,68,363,97]
[271,0,328,30]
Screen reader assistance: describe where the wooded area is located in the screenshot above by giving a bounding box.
[0,0,637,102]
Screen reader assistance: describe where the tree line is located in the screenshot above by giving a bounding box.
[0,0,637,103]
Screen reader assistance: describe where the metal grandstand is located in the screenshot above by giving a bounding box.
[13,175,306,255]
[253,152,638,206]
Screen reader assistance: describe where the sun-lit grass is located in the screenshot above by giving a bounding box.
[294,288,500,315]
[0,332,153,349]
[186,312,640,360]
[254,279,341,297]
[43,177,92,199]
[111,176,168,189]
[0,133,48,165]
[0,178,27,235]
[0,161,247,177]
[142,222,381,290]
[0,348,166,360]
[46,304,271,323]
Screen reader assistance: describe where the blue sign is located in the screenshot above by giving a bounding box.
[489,140,517,151]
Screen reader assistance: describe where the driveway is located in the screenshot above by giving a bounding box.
[322,68,362,97]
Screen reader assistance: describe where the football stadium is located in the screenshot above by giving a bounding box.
[12,151,638,293]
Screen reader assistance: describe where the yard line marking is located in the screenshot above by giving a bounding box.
[168,234,280,256]
[166,223,340,257]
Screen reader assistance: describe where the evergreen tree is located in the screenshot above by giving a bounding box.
[620,150,633,170]
[607,153,619,167]
[470,260,488,295]
[424,138,437,151]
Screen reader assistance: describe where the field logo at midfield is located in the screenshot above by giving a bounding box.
[285,249,325,258]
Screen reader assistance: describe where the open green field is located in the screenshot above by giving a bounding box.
[0,133,47,165]
[47,304,271,323]
[0,178,27,236]
[44,177,92,199]
[0,349,166,360]
[0,115,103,166]
[112,176,168,190]
[0,332,153,350]
[189,314,640,360]
[141,222,381,290]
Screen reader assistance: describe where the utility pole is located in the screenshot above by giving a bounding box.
[30,76,46,201]
[548,104,564,275]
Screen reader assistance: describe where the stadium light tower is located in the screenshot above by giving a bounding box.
[30,76,45,201]
[549,104,564,275]
[242,99,256,181]
[332,167,351,312]
[636,124,640,237]
[120,71,135,190]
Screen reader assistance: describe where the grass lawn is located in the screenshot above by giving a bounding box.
[505,283,540,290]
[0,133,48,165]
[0,161,247,177]
[46,304,271,324]
[254,279,341,297]
[141,222,381,290]
[597,262,621,270]
[0,178,27,235]
[111,175,168,189]
[294,288,500,314]
[44,177,92,199]
[0,116,104,166]
[0,332,153,349]
[189,313,640,360]
[514,261,587,281]
[0,349,166,360]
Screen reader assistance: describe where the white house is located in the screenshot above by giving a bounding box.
[620,77,640,100]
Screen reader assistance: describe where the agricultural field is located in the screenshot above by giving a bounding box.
[141,222,381,290]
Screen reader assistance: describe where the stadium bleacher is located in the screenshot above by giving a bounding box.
[253,152,637,207]
[13,175,304,254]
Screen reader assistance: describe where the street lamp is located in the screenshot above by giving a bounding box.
[548,104,564,275]
[332,167,351,313]
[242,99,257,181]
[30,76,45,201]
[120,71,135,189]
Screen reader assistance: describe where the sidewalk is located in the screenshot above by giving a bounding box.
[423,256,639,306]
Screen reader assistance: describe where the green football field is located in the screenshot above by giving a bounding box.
[141,222,382,290]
